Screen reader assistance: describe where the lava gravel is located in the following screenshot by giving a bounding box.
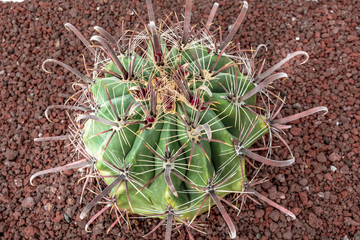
[0,0,359,239]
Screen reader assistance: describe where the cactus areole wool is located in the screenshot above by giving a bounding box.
[31,1,327,239]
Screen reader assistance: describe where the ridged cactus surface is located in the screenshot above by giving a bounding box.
[31,1,327,239]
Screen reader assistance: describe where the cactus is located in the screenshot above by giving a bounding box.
[31,1,328,239]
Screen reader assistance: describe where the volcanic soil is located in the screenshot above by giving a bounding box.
[0,0,359,239]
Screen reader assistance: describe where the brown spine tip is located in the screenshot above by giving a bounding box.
[146,0,156,24]
[182,0,193,44]
[205,2,219,30]
[219,1,248,52]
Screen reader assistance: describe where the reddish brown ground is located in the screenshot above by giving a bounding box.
[0,0,359,239]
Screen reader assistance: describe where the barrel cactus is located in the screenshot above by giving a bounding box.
[31,0,327,239]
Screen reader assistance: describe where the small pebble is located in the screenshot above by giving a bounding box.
[22,197,35,209]
[64,213,71,223]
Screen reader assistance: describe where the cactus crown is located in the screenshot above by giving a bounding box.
[32,1,327,239]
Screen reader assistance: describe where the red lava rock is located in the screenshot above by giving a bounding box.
[333,217,342,226]
[340,165,350,174]
[53,211,63,223]
[323,173,333,181]
[344,217,360,226]
[269,210,280,222]
[63,169,73,176]
[255,209,265,219]
[23,225,39,238]
[1,0,359,239]
[268,186,277,200]
[346,35,358,42]
[299,178,308,186]
[269,222,278,232]
[0,222,9,233]
[283,231,293,240]
[69,8,78,18]
[290,127,301,136]
[93,223,105,235]
[30,129,39,138]
[0,194,11,203]
[313,88,321,96]
[4,148,18,161]
[291,207,302,216]
[299,192,308,205]
[21,197,35,208]
[329,152,341,162]
[308,212,323,229]
[275,174,286,183]
[316,152,327,163]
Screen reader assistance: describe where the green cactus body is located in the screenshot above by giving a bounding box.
[148,117,190,213]
[81,36,267,221]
